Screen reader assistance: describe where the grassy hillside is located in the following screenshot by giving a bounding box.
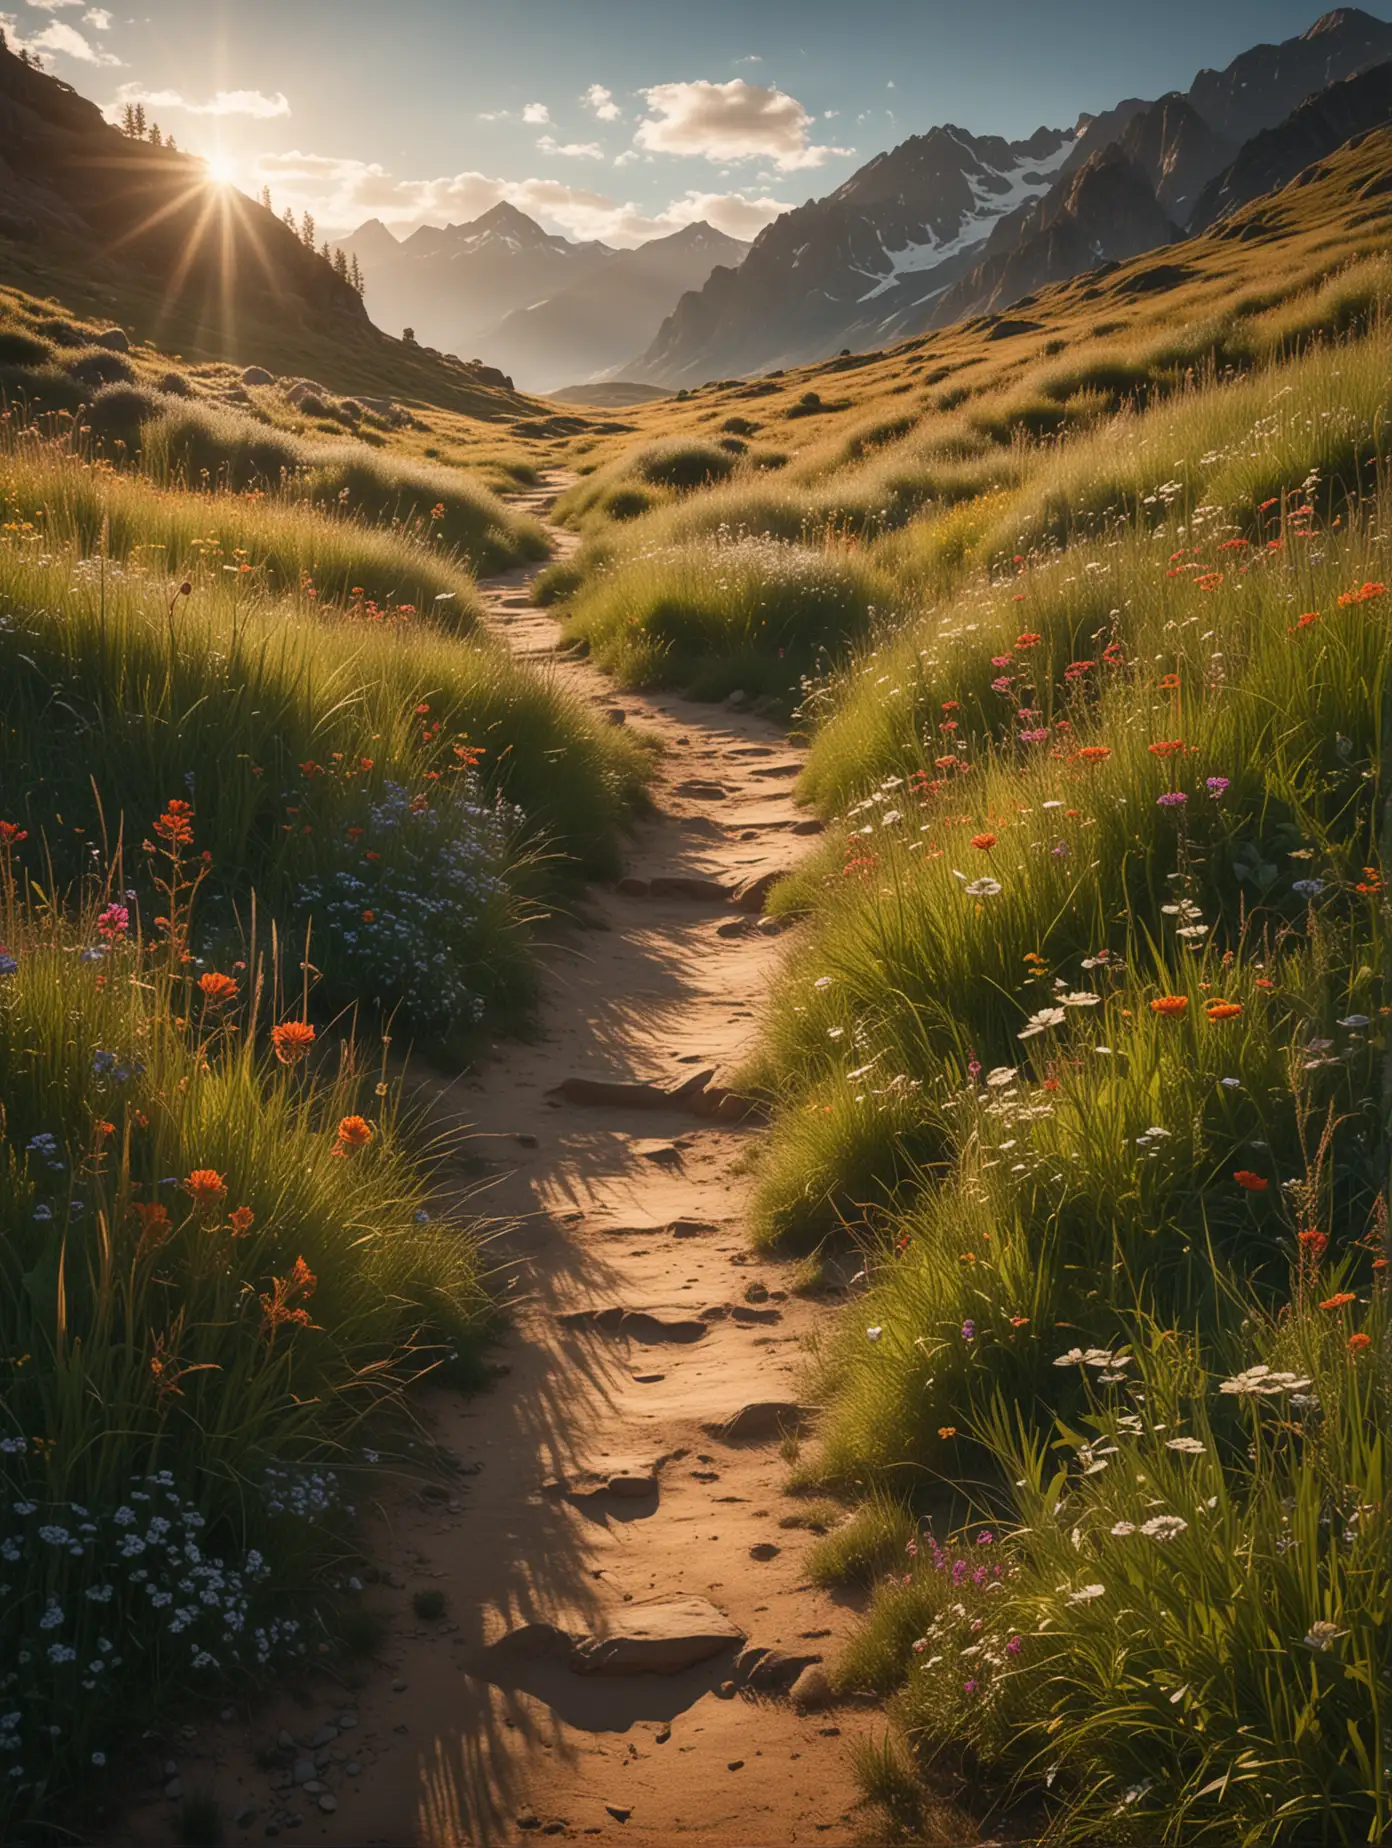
[523,128,1392,1843]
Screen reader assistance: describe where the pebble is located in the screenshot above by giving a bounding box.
[605,1804,632,1822]
[234,1808,256,1829]
[311,1725,337,1747]
[292,1759,316,1785]
[276,1730,295,1751]
[345,1761,361,1777]
[654,1726,671,1745]
[263,1828,280,1841]
[303,1780,325,1796]
[391,1678,408,1692]
[337,1712,359,1729]
[164,1759,178,1777]
[727,1759,745,1771]
[164,1778,184,1801]
[221,1707,236,1722]
[749,1541,781,1561]
[393,1722,409,1734]
[318,1795,338,1815]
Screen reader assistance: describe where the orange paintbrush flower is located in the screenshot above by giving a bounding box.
[199,971,239,1004]
[271,1020,316,1064]
[1234,1170,1268,1192]
[1150,996,1189,1017]
[335,1114,373,1152]
[1205,1001,1243,1021]
[184,1169,227,1207]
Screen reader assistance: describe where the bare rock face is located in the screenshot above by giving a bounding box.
[242,365,274,386]
[569,1597,744,1676]
[735,1644,824,1692]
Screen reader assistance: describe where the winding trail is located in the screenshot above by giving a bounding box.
[137,482,878,1846]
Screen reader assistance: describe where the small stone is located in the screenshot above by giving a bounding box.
[789,1664,834,1711]
[393,1722,409,1735]
[303,1781,325,1796]
[727,1759,745,1771]
[95,326,130,352]
[744,1282,770,1303]
[725,690,749,710]
[345,1762,361,1777]
[235,1808,256,1830]
[318,1795,338,1815]
[336,1713,358,1730]
[164,1778,184,1801]
[717,1680,738,1698]
[654,1727,671,1745]
[263,1828,280,1841]
[605,1804,632,1822]
[221,1707,236,1722]
[311,1725,337,1747]
[292,1759,316,1785]
[819,1726,842,1737]
[516,1814,540,1831]
[749,1542,780,1561]
[391,1678,408,1692]
[242,365,274,386]
[164,1759,178,1777]
[604,708,627,726]
[276,1730,295,1750]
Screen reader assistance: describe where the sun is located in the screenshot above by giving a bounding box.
[204,151,238,186]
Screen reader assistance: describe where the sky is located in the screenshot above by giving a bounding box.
[4,0,1389,246]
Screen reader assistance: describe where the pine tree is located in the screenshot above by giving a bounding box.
[332,247,349,282]
[300,209,316,250]
[260,185,272,212]
[165,133,176,152]
[349,252,364,296]
[133,103,147,138]
[148,122,162,148]
[319,238,330,261]
[121,103,137,137]
[282,207,296,233]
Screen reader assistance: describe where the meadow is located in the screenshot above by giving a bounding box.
[525,143,1392,1845]
[0,285,653,1831]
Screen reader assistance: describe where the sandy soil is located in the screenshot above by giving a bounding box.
[114,484,886,1847]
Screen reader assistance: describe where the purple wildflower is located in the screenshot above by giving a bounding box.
[961,1319,976,1343]
[1206,776,1230,798]
[1156,791,1188,809]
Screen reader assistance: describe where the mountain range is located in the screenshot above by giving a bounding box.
[630,7,1392,383]
[342,205,747,391]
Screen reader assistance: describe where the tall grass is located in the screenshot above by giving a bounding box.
[0,886,493,1823]
[0,478,647,1039]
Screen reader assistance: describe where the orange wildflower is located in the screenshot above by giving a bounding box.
[1320,1291,1357,1310]
[1234,1170,1269,1192]
[1150,996,1189,1017]
[970,832,997,851]
[271,1020,316,1064]
[1076,745,1111,764]
[1205,1001,1243,1021]
[1298,1229,1329,1262]
[131,1201,171,1251]
[1148,740,1185,759]
[1348,1331,1372,1353]
[1158,674,1180,690]
[153,799,195,847]
[335,1114,373,1152]
[228,1205,255,1236]
[1337,581,1386,606]
[184,1169,227,1207]
[937,1427,958,1440]
[1015,632,1042,649]
[199,971,238,1004]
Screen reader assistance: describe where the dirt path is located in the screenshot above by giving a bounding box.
[129,483,878,1846]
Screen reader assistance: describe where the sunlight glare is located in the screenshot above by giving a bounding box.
[204,151,237,186]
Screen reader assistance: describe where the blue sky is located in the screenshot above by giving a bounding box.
[4,1,1386,243]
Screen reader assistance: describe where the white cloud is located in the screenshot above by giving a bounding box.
[583,83,620,122]
[24,0,84,9]
[613,148,639,168]
[1,12,121,62]
[107,81,291,118]
[521,100,550,124]
[252,148,788,248]
[83,7,111,25]
[537,134,604,160]
[634,79,850,172]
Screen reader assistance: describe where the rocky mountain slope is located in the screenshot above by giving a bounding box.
[0,35,364,333]
[631,7,1392,382]
[1190,56,1392,229]
[344,202,615,361]
[476,221,748,392]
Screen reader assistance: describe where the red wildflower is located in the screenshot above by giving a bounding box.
[184,1169,228,1207]
[1320,1291,1357,1310]
[271,1021,316,1065]
[1234,1170,1268,1192]
[1150,996,1189,1017]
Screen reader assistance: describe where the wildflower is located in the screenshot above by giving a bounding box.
[0,821,28,843]
[1234,1170,1268,1192]
[985,1066,1017,1087]
[1015,632,1042,650]
[866,1326,883,1343]
[1066,1583,1106,1604]
[1298,1228,1328,1262]
[1338,1014,1371,1028]
[1348,1331,1372,1353]
[0,948,16,977]
[1205,1001,1242,1021]
[1165,1437,1206,1454]
[131,1202,171,1249]
[1158,674,1180,690]
[970,833,997,851]
[1140,1515,1188,1541]
[1019,1007,1066,1039]
[1156,790,1188,809]
[334,1114,373,1153]
[1058,991,1100,1008]
[1150,996,1188,1018]
[228,1206,255,1236]
[153,799,195,848]
[1076,745,1111,764]
[183,1170,227,1207]
[1006,1635,1022,1655]
[1294,611,1320,629]
[271,1020,316,1064]
[1219,1365,1312,1396]
[964,877,1002,897]
[1302,1620,1345,1651]
[961,1320,975,1343]
[96,903,129,939]
[938,1426,957,1439]
[1320,1292,1357,1310]
[198,971,238,1004]
[1110,1521,1136,1536]
[963,1678,978,1695]
[1206,776,1230,797]
[1337,581,1386,606]
[1291,879,1324,899]
[1148,740,1185,759]
[1053,1348,1088,1367]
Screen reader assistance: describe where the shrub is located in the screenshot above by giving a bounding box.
[66,347,137,388]
[631,438,738,491]
[0,328,51,368]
